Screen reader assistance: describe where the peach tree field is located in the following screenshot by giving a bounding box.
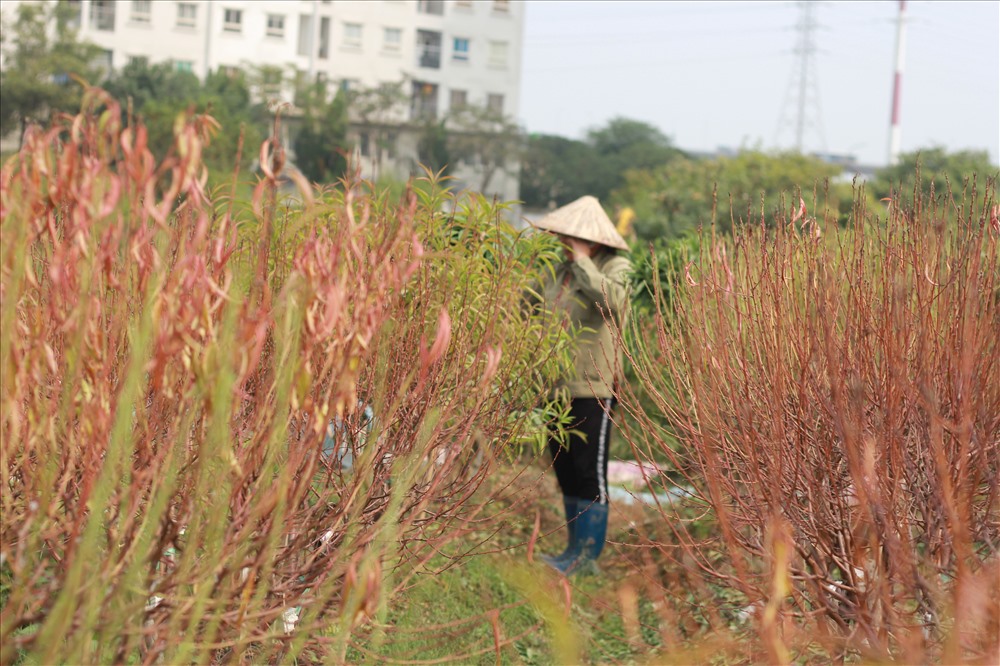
[0,89,578,663]
[1,89,998,664]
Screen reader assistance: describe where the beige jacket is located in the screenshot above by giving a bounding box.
[538,251,631,398]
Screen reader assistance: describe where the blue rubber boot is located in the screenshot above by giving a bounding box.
[541,496,582,569]
[561,500,608,576]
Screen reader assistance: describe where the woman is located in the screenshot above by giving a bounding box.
[530,195,631,575]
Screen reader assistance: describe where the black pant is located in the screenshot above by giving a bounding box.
[548,397,615,504]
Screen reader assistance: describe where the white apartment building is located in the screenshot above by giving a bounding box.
[1,0,525,202]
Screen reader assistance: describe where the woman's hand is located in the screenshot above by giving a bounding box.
[563,236,597,260]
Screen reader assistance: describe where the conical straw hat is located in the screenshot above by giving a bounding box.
[530,196,629,250]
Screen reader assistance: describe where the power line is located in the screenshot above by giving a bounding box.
[523,50,787,73]
[526,25,792,47]
[524,1,791,30]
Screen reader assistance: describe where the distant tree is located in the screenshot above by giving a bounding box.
[104,62,262,173]
[104,60,202,110]
[245,63,292,105]
[200,68,264,172]
[871,146,998,203]
[291,70,324,112]
[447,104,523,193]
[294,88,349,184]
[584,117,684,200]
[417,119,451,177]
[587,117,677,165]
[0,1,103,142]
[518,117,683,209]
[519,134,599,209]
[104,60,200,158]
[611,150,855,240]
[347,80,408,177]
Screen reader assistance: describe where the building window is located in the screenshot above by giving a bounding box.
[452,37,469,62]
[175,60,194,73]
[493,0,510,12]
[416,30,441,69]
[488,40,508,67]
[90,0,116,31]
[223,9,242,33]
[358,132,371,158]
[319,17,330,58]
[454,0,473,9]
[91,49,114,78]
[176,2,196,28]
[417,0,444,15]
[127,54,148,67]
[297,15,312,56]
[260,68,282,95]
[266,14,285,38]
[383,27,402,51]
[130,0,151,24]
[411,81,439,120]
[339,78,359,94]
[343,22,362,49]
[450,89,467,111]
[487,93,504,114]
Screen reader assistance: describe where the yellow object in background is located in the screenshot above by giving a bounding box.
[616,207,636,239]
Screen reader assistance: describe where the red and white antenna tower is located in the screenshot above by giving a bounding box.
[888,1,908,165]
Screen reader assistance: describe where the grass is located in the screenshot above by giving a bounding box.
[342,456,747,666]
[352,553,549,664]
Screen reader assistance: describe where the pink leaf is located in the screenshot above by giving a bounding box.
[791,197,806,225]
[684,261,698,287]
[259,139,273,181]
[423,308,451,367]
[482,345,503,383]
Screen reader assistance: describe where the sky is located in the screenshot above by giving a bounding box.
[519,0,1000,168]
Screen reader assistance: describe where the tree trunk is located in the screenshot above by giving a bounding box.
[479,162,498,194]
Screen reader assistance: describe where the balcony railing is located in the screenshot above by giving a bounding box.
[411,102,438,121]
[411,82,438,121]
[417,46,441,69]
[416,30,442,69]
